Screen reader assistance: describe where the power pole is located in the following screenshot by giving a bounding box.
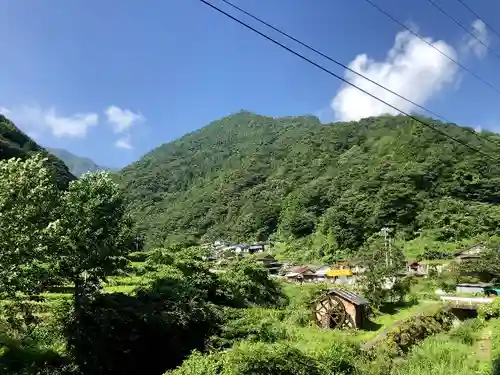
[381,227,389,268]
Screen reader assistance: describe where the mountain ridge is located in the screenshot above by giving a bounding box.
[0,114,75,188]
[117,111,500,258]
[46,147,109,177]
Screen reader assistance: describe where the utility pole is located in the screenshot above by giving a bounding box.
[381,227,389,268]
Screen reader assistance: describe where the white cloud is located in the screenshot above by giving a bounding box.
[114,135,132,149]
[463,19,489,58]
[0,105,98,138]
[331,30,458,121]
[105,105,144,134]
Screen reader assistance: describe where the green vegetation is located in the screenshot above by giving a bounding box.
[0,115,74,188]
[117,111,500,260]
[3,113,500,374]
[47,147,109,177]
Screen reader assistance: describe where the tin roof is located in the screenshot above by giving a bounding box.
[327,288,369,306]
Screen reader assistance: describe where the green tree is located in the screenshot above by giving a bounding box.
[217,258,288,308]
[358,231,406,310]
[54,171,134,309]
[0,155,61,298]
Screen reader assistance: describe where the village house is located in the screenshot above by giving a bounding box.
[327,268,356,285]
[285,266,316,283]
[312,265,331,282]
[454,244,485,263]
[255,253,282,275]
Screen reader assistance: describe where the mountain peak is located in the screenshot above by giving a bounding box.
[46,148,109,177]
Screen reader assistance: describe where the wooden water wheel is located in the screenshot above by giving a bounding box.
[313,293,347,329]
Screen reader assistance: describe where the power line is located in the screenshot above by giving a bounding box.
[198,0,497,161]
[219,0,500,153]
[426,0,500,61]
[456,0,500,40]
[361,0,500,97]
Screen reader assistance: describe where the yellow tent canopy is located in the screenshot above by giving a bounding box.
[326,269,353,277]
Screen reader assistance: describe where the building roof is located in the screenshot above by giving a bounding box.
[456,283,492,288]
[290,266,311,273]
[249,244,265,249]
[454,244,485,257]
[255,253,276,261]
[288,266,315,276]
[326,289,369,306]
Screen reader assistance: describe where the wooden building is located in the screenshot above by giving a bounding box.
[313,289,369,329]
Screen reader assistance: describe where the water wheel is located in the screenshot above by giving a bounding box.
[313,293,347,329]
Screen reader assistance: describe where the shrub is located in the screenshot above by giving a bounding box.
[367,308,455,358]
[0,331,74,375]
[67,285,220,375]
[216,259,288,308]
[207,308,288,350]
[168,342,322,375]
[478,297,500,320]
[309,341,357,375]
[449,319,484,345]
[126,251,149,262]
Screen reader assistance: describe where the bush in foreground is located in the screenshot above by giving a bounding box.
[168,342,321,375]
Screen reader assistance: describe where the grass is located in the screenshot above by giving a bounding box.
[392,334,486,375]
[390,318,499,375]
[279,281,441,346]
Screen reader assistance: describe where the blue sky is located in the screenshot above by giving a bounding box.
[1,0,500,168]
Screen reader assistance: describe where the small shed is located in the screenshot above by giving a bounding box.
[456,283,492,294]
[313,289,369,329]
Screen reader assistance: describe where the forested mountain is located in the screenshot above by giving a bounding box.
[47,147,108,177]
[0,115,75,188]
[117,111,500,256]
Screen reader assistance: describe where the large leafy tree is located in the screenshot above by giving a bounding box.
[54,171,134,307]
[0,154,61,298]
[0,156,133,311]
[358,230,407,309]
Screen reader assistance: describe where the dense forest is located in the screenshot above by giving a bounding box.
[47,147,108,177]
[0,114,75,188]
[118,111,500,257]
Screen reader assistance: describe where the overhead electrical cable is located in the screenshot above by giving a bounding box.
[426,0,500,61]
[219,0,500,153]
[361,0,500,97]
[198,0,498,160]
[455,0,500,40]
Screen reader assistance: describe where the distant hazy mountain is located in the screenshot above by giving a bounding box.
[47,147,109,177]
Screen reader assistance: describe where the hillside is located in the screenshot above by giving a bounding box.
[0,115,75,188]
[47,147,108,177]
[117,111,500,256]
